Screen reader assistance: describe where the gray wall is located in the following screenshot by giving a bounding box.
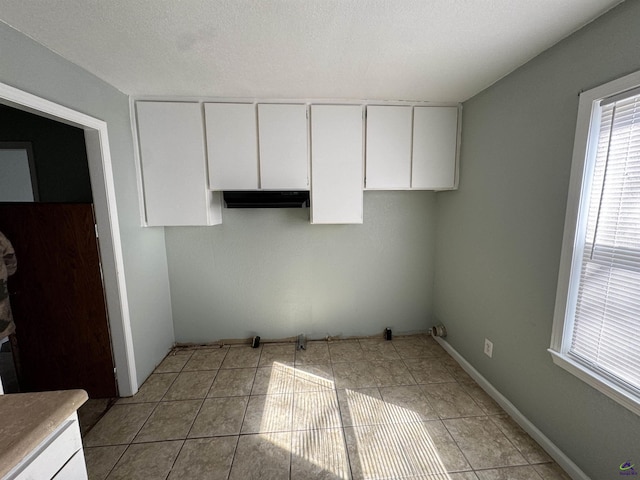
[433,2,640,478]
[166,191,436,343]
[0,21,175,387]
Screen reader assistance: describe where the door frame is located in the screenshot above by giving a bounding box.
[0,82,137,396]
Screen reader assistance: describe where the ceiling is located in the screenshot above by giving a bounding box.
[0,0,625,102]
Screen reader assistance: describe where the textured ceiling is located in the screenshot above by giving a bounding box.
[0,0,625,101]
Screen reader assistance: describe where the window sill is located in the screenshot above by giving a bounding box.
[548,349,640,417]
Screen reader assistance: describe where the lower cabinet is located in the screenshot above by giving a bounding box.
[4,413,87,480]
[310,105,364,224]
[53,450,87,479]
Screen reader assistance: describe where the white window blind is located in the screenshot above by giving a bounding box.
[570,92,640,393]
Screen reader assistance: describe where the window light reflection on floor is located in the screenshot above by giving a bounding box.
[259,361,452,479]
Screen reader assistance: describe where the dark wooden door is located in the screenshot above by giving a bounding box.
[0,203,117,398]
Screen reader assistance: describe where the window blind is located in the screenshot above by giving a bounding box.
[570,92,640,392]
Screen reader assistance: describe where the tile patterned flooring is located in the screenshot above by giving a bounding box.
[82,335,572,480]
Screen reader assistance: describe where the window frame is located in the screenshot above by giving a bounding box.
[550,69,640,417]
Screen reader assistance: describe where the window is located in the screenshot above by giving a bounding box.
[550,70,640,416]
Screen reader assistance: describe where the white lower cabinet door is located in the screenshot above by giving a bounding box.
[136,101,221,226]
[52,450,88,479]
[412,106,459,189]
[6,413,87,480]
[310,105,364,224]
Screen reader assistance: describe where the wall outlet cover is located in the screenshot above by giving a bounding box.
[484,338,493,358]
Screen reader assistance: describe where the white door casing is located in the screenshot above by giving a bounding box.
[0,81,137,396]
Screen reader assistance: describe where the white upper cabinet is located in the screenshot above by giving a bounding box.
[205,103,259,190]
[136,101,222,226]
[365,106,412,189]
[258,104,308,190]
[136,99,459,226]
[412,106,459,189]
[310,105,364,224]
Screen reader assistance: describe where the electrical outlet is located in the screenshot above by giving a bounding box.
[484,338,493,358]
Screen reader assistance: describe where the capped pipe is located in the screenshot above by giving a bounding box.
[431,324,447,338]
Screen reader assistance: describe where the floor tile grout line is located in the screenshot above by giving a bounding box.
[179,396,208,445]
[441,412,533,473]
[228,436,241,480]
[129,400,164,446]
[154,349,197,404]
[162,370,218,403]
[158,368,182,402]
[203,367,227,398]
[485,413,540,467]
[472,464,547,479]
[331,354,363,480]
[163,438,186,480]
[234,357,259,438]
[96,443,127,480]
[228,403,249,480]
[288,421,293,480]
[439,414,477,475]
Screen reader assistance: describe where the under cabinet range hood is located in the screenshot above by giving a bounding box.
[223,191,310,208]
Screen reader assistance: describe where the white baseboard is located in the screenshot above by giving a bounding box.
[433,336,590,480]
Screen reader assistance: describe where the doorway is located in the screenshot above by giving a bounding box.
[0,105,117,398]
[0,105,119,397]
[0,81,137,397]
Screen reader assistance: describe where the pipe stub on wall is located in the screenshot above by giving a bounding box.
[431,324,447,338]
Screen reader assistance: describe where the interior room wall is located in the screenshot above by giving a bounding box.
[0,21,175,388]
[0,104,92,202]
[165,191,437,342]
[433,2,640,478]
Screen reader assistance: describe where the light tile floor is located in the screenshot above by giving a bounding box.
[82,334,572,480]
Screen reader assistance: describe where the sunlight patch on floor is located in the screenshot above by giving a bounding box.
[259,361,452,479]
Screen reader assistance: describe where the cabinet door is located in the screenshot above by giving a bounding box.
[136,102,221,226]
[9,413,86,480]
[52,450,88,479]
[365,106,412,189]
[205,103,259,190]
[258,104,308,190]
[310,105,363,224]
[412,106,458,189]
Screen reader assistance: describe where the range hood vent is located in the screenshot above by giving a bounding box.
[223,191,310,208]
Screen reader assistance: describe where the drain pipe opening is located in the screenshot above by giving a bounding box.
[431,324,447,338]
